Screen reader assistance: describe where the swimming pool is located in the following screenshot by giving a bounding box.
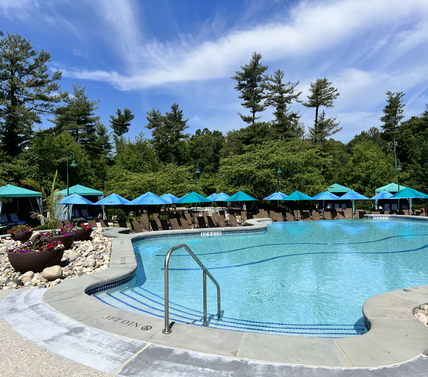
[94,219,428,337]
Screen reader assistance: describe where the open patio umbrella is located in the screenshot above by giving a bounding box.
[94,193,130,205]
[224,191,257,202]
[370,191,393,200]
[264,192,288,200]
[282,191,313,201]
[128,192,169,205]
[312,191,339,215]
[390,187,428,213]
[339,190,369,217]
[213,192,230,201]
[59,193,94,205]
[175,192,213,204]
[160,193,179,204]
[207,193,218,201]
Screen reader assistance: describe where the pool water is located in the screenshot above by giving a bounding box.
[94,219,428,337]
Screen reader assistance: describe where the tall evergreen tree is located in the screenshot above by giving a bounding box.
[145,103,189,164]
[308,110,341,143]
[110,108,134,138]
[0,32,66,157]
[380,91,405,169]
[303,78,340,143]
[232,52,268,125]
[50,83,101,151]
[264,69,302,140]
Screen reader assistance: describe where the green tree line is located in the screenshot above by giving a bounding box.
[0,34,426,203]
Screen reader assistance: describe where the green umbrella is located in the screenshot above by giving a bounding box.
[390,187,428,213]
[282,191,313,201]
[175,192,213,204]
[224,191,257,202]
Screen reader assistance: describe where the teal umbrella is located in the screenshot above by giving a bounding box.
[224,191,257,202]
[175,192,212,204]
[390,187,428,213]
[282,191,313,201]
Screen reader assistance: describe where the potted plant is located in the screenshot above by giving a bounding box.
[9,225,33,242]
[39,227,75,250]
[7,236,65,273]
[71,223,92,241]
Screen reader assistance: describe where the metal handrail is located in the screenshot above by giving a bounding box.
[162,243,221,334]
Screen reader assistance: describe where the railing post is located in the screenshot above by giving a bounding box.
[162,250,172,334]
[203,270,207,326]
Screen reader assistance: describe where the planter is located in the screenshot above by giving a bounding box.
[73,228,92,241]
[10,231,33,242]
[8,247,65,273]
[49,234,74,250]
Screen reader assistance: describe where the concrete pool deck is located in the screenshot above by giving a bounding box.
[1,218,428,375]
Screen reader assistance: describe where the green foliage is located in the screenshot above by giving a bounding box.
[218,139,329,200]
[0,32,66,157]
[110,108,134,138]
[232,52,268,125]
[308,110,341,143]
[146,103,189,164]
[106,208,127,220]
[343,141,396,197]
[189,128,225,173]
[303,78,340,143]
[264,69,302,140]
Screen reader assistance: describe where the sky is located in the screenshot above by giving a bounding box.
[1,0,428,143]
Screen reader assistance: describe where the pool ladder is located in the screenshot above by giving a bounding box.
[162,243,221,334]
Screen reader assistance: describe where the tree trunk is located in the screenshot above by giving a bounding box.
[393,134,397,169]
[314,106,319,143]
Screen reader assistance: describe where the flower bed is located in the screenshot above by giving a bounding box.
[8,225,33,242]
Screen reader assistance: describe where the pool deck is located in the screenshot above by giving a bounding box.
[1,217,428,376]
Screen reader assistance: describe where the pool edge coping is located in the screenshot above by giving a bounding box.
[42,218,428,368]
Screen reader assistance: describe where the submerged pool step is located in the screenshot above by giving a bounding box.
[94,287,364,338]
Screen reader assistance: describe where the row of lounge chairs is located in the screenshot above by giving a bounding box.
[0,213,26,227]
[71,209,93,220]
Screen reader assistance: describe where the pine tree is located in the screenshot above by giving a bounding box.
[308,110,341,143]
[145,103,189,164]
[0,32,66,157]
[380,91,405,169]
[51,83,100,149]
[303,78,340,143]
[264,69,302,140]
[110,108,134,138]
[232,52,268,125]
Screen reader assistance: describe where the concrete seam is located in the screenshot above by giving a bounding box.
[111,342,151,375]
[235,332,247,358]
[333,339,353,368]
[378,292,422,305]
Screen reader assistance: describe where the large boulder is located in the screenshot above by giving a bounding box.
[42,266,63,281]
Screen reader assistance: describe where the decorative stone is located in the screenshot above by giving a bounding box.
[42,265,63,280]
[83,258,96,268]
[415,312,427,325]
[21,271,34,279]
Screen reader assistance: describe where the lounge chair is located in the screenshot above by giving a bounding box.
[141,214,151,231]
[9,213,25,225]
[217,215,226,227]
[269,211,277,221]
[275,211,285,222]
[0,214,15,227]
[324,211,333,220]
[286,212,295,222]
[56,220,64,229]
[149,220,159,231]
[336,210,345,220]
[64,219,71,226]
[302,210,311,221]
[311,210,321,220]
[160,219,170,230]
[228,215,238,227]
[170,218,180,230]
[72,209,81,219]
[132,220,143,233]
[241,211,247,222]
[207,216,216,228]
[181,219,190,229]
[118,219,128,228]
[153,213,162,229]
[99,219,109,228]
[88,219,97,228]
[197,216,207,228]
[185,213,193,228]
[344,208,353,219]
[356,210,366,219]
[293,210,301,221]
[81,209,93,220]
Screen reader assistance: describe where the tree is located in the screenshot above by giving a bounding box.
[308,110,341,143]
[380,91,405,169]
[188,128,225,173]
[264,69,302,140]
[145,103,189,164]
[0,32,66,157]
[303,78,340,143]
[232,52,268,126]
[50,83,101,151]
[109,108,134,150]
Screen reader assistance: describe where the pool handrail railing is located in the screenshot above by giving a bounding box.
[162,243,221,334]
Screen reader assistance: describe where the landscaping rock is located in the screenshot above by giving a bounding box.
[42,266,63,281]
[0,227,113,290]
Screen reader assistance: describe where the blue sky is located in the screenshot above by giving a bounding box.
[1,0,428,143]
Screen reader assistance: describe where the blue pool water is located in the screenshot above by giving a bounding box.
[94,219,428,337]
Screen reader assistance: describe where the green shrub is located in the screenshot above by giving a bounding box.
[106,208,127,220]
